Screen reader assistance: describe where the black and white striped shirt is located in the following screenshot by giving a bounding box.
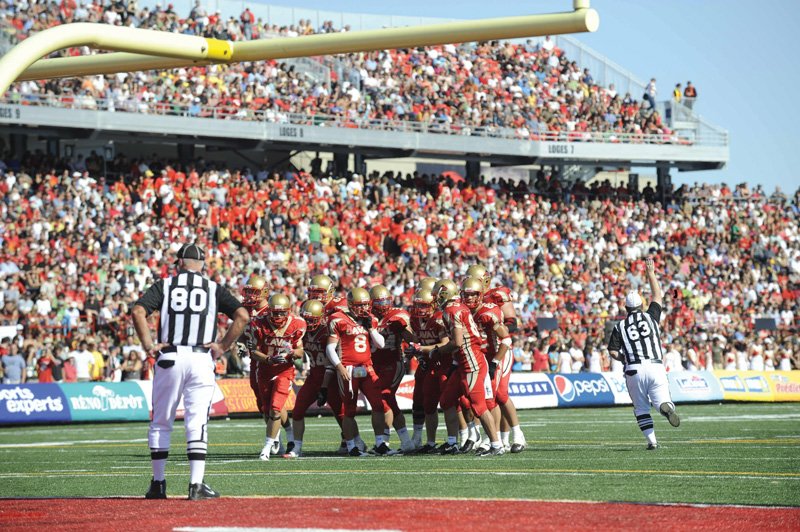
[608,302,664,365]
[134,270,243,346]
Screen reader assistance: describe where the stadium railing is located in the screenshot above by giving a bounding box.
[0,95,729,148]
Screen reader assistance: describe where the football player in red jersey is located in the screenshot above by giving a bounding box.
[307,273,366,453]
[466,265,526,452]
[406,287,452,453]
[432,280,503,456]
[327,288,394,456]
[370,285,419,453]
[250,294,307,461]
[284,299,348,457]
[405,277,439,447]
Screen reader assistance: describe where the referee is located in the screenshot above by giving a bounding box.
[132,243,249,499]
[608,257,680,450]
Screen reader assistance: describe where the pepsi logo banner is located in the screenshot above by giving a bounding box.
[547,374,615,407]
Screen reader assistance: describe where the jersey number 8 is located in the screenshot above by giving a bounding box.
[626,321,652,341]
[170,287,208,313]
[354,334,368,353]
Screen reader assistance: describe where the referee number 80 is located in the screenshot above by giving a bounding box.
[170,287,208,313]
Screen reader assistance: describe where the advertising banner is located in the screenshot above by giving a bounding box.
[0,384,71,423]
[547,373,615,407]
[601,373,633,405]
[715,371,775,402]
[507,373,559,409]
[61,382,149,421]
[667,371,724,403]
[217,379,260,414]
[766,371,800,402]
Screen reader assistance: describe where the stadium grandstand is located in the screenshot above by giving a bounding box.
[0,0,796,382]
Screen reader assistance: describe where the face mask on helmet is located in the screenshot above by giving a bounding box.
[411,300,432,318]
[461,289,482,309]
[349,300,372,318]
[241,287,262,307]
[308,286,332,303]
[302,311,321,329]
[269,308,289,327]
[371,297,391,317]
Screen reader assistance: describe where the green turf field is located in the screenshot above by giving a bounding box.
[1,403,798,506]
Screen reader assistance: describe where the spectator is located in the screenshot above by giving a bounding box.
[684,81,697,109]
[120,351,143,381]
[1,342,27,383]
[672,83,682,103]
[645,78,658,110]
[70,340,95,382]
[63,355,78,383]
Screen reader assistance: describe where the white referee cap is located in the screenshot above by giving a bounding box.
[625,292,643,308]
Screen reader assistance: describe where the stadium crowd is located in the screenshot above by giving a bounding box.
[3,1,682,142]
[0,142,798,383]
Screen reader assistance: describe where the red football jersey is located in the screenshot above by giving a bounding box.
[474,303,503,358]
[441,300,486,374]
[372,308,411,367]
[252,314,307,368]
[303,324,330,374]
[410,310,446,347]
[324,296,348,316]
[327,311,375,366]
[484,286,513,307]
[243,304,269,348]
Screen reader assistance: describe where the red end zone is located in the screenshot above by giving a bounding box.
[0,497,798,532]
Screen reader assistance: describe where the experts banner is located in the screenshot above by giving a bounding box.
[61,382,150,421]
[0,384,70,423]
[667,371,724,403]
[715,371,775,402]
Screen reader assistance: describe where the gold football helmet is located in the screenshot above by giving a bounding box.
[419,277,438,292]
[433,279,459,310]
[460,277,484,310]
[411,288,434,319]
[347,287,372,318]
[308,274,334,303]
[369,285,392,318]
[465,264,491,290]
[241,275,268,307]
[300,299,325,329]
[267,294,291,327]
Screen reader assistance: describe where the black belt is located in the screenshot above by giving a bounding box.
[627,359,662,365]
[160,345,209,354]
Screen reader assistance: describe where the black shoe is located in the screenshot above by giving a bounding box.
[417,443,437,454]
[510,443,525,454]
[285,441,296,454]
[477,445,506,457]
[459,439,476,453]
[646,443,659,451]
[436,442,461,455]
[188,482,220,500]
[369,443,398,456]
[660,403,680,427]
[145,478,166,499]
[349,447,369,457]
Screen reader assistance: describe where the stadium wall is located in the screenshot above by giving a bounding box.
[1,371,798,425]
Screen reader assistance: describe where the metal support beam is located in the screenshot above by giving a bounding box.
[6,7,598,94]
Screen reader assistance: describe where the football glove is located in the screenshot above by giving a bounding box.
[488,360,498,380]
[236,342,248,358]
[404,343,422,357]
[270,354,287,365]
[360,316,373,330]
[417,357,429,372]
[315,387,328,407]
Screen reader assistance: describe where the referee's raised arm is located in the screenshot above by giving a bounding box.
[645,257,662,308]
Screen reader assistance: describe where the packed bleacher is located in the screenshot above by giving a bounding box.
[0,143,798,383]
[3,1,678,142]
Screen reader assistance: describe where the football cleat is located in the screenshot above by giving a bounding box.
[272,436,285,456]
[437,442,461,455]
[417,443,437,454]
[503,442,511,452]
[476,436,491,453]
[282,448,302,458]
[477,446,506,457]
[660,403,681,427]
[285,441,295,454]
[510,443,526,454]
[188,482,220,500]
[646,443,660,451]
[145,478,166,500]
[459,439,476,453]
[259,443,271,461]
[369,443,398,456]
[336,440,349,454]
[349,447,370,457]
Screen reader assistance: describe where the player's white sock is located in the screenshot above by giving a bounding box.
[446,435,457,445]
[293,440,303,453]
[511,425,525,443]
[490,440,502,450]
[397,427,412,446]
[459,429,469,444]
[383,428,391,444]
[152,458,167,482]
[469,422,480,442]
[264,437,275,452]
[643,429,657,445]
[189,459,205,485]
[427,440,436,446]
[376,434,386,447]
[354,434,365,448]
[346,439,356,451]
[284,423,294,443]
[412,424,424,441]
[501,431,510,446]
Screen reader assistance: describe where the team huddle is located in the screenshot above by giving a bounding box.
[240,265,527,459]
